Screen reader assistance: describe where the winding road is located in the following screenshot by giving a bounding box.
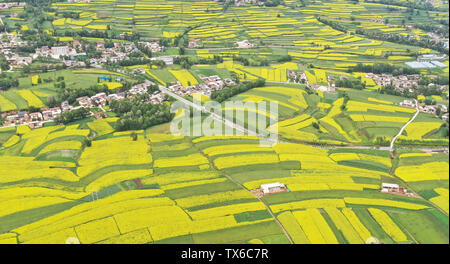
[160,88,447,152]
[389,100,420,152]
[159,86,279,144]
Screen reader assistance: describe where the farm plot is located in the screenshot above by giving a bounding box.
[77,135,152,177]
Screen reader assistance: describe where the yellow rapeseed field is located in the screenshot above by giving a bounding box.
[97,228,153,244]
[175,190,254,208]
[341,208,372,241]
[271,199,346,213]
[75,217,120,244]
[395,162,449,182]
[277,211,310,244]
[16,90,45,108]
[2,135,20,148]
[114,206,191,234]
[429,188,449,214]
[325,207,364,244]
[368,208,408,242]
[86,169,153,193]
[292,209,338,244]
[38,140,83,154]
[344,197,428,210]
[202,144,273,157]
[169,70,199,87]
[188,202,266,220]
[213,153,279,169]
[77,136,152,177]
[154,153,209,168]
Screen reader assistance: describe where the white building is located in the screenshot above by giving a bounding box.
[261,183,287,195]
[50,46,76,59]
[151,55,175,65]
[381,183,401,193]
[234,40,255,49]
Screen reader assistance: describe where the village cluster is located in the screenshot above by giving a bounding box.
[1,31,165,69]
[0,79,161,128]
[166,74,236,97]
[400,98,448,120]
[0,33,30,70]
[0,71,241,128]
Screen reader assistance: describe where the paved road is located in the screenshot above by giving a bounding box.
[185,40,377,51]
[160,87,448,152]
[325,145,448,152]
[390,100,420,152]
[159,86,278,144]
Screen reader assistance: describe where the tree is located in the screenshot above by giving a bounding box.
[131,132,138,141]
[47,96,59,108]
[55,108,90,124]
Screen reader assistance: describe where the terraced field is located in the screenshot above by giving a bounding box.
[0,0,448,245]
[0,122,448,244]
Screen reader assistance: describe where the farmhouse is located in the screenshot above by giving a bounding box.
[151,55,175,65]
[287,70,308,84]
[61,101,71,112]
[76,96,92,108]
[8,55,32,66]
[381,183,417,197]
[309,84,335,92]
[418,105,437,114]
[234,40,255,49]
[107,92,125,101]
[381,183,405,193]
[50,46,76,59]
[138,41,165,53]
[41,107,62,121]
[149,92,165,104]
[399,99,415,108]
[188,38,202,48]
[261,182,288,195]
[129,80,154,95]
[29,112,43,121]
[91,93,107,106]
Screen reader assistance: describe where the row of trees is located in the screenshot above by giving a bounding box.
[0,77,19,91]
[173,55,224,69]
[335,78,366,90]
[317,14,448,54]
[379,83,446,98]
[54,107,90,124]
[117,57,152,67]
[347,63,420,75]
[0,56,9,72]
[355,28,448,54]
[365,0,442,11]
[413,22,449,39]
[339,92,350,111]
[136,43,153,58]
[211,79,266,102]
[317,17,349,33]
[109,96,173,131]
[232,55,270,67]
[418,75,449,86]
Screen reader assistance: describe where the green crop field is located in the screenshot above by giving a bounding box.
[0,0,448,245]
